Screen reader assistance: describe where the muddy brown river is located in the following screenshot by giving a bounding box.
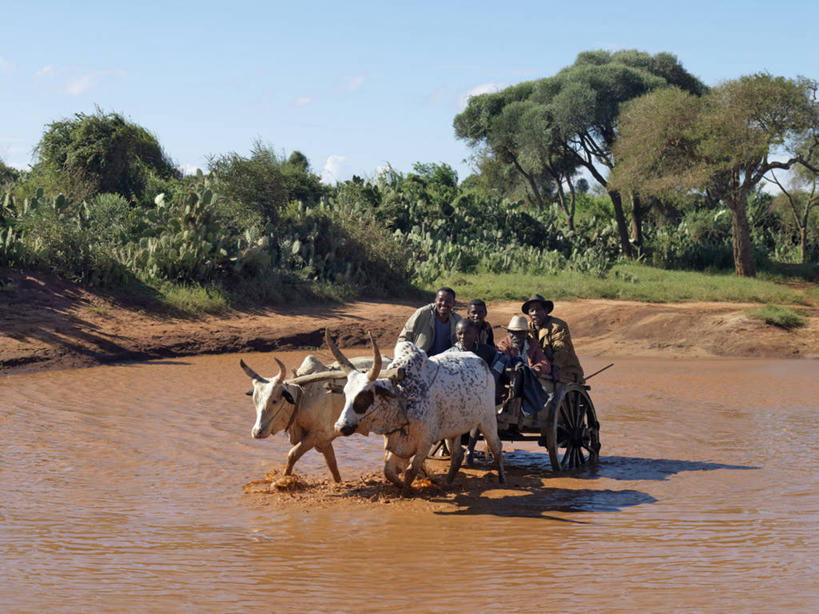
[1,352,817,612]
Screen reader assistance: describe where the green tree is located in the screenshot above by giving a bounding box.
[209,143,324,226]
[33,109,180,200]
[612,74,819,276]
[0,158,20,186]
[282,150,325,204]
[455,50,705,255]
[766,150,819,263]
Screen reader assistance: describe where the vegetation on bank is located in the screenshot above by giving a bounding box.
[429,264,814,305]
[746,305,807,330]
[1,51,818,316]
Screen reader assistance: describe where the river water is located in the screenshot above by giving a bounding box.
[1,352,817,612]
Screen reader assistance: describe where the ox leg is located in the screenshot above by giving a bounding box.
[402,442,430,497]
[480,422,506,485]
[284,434,316,477]
[465,428,479,467]
[316,442,342,483]
[384,451,408,488]
[445,437,465,484]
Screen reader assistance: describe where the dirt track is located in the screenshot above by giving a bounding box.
[1,268,817,374]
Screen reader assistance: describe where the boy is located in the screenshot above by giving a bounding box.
[467,298,494,347]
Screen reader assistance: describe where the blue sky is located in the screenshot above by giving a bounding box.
[1,1,817,184]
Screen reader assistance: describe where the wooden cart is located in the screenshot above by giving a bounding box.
[433,365,606,471]
[491,378,601,471]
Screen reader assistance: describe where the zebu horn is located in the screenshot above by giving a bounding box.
[366,331,381,382]
[274,357,286,381]
[239,359,267,383]
[325,329,356,375]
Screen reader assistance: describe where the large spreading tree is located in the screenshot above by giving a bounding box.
[612,74,819,276]
[454,50,705,256]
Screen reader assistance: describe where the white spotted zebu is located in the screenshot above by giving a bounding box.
[240,351,390,483]
[329,331,505,495]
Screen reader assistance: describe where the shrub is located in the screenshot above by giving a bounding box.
[746,304,806,329]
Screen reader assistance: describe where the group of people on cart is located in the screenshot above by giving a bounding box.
[397,287,584,416]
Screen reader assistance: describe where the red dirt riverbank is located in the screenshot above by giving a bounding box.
[1,269,817,375]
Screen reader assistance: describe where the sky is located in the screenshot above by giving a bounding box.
[1,1,817,185]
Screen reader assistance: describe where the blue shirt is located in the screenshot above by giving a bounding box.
[428,316,452,356]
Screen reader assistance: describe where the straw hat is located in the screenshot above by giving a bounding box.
[506,315,530,332]
[521,293,554,315]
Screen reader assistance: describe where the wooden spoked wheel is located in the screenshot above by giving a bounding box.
[545,384,601,471]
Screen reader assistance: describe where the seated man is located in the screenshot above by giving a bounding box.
[397,286,461,356]
[522,293,584,383]
[467,298,494,346]
[496,316,552,415]
[497,316,551,377]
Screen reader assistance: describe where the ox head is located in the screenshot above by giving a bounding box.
[240,357,297,439]
[326,329,403,436]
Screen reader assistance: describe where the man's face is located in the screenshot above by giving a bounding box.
[509,330,527,351]
[467,304,486,325]
[456,323,478,348]
[528,303,548,328]
[434,291,454,321]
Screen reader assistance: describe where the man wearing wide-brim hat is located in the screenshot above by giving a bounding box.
[522,293,585,384]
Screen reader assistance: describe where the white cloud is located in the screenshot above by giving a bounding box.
[64,69,127,96]
[321,154,348,185]
[458,81,504,110]
[177,163,203,176]
[342,74,366,92]
[0,57,11,73]
[295,96,312,108]
[35,64,54,78]
[66,74,96,95]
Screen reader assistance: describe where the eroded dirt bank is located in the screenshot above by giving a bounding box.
[1,268,817,374]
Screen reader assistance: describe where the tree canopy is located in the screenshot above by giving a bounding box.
[34,109,180,200]
[612,73,819,276]
[454,49,706,255]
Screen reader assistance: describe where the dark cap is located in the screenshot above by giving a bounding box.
[521,293,554,315]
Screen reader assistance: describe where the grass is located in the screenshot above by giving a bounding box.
[746,305,807,330]
[86,299,110,317]
[429,263,816,305]
[155,282,231,316]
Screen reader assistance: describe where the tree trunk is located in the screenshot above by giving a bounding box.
[630,193,645,252]
[727,200,756,277]
[512,159,545,209]
[800,225,807,264]
[608,190,633,258]
[555,180,575,232]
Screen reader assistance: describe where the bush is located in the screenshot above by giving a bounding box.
[746,305,806,329]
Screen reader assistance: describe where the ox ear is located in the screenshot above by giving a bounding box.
[383,366,405,384]
[245,390,253,396]
[280,382,298,405]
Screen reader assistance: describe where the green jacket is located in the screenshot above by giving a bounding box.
[529,315,584,383]
[397,303,461,353]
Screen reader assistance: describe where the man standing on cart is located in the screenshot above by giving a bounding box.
[522,294,585,384]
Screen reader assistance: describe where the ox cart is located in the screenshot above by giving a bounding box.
[434,363,608,471]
